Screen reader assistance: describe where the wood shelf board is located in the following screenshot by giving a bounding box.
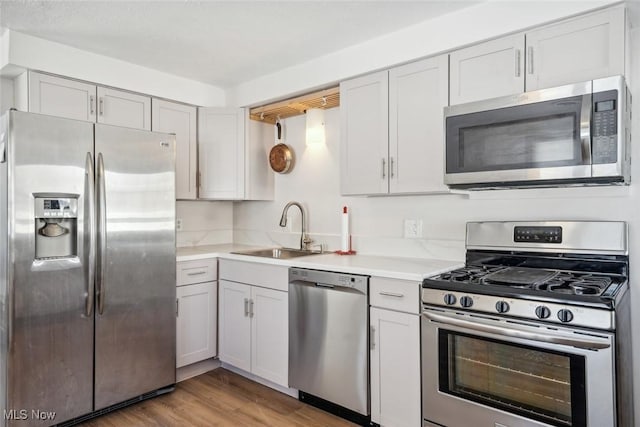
[249,86,339,124]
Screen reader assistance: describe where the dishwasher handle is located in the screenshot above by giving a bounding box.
[289,279,366,295]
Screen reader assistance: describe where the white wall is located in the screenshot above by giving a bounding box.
[176,200,233,247]
[0,30,225,107]
[227,0,618,107]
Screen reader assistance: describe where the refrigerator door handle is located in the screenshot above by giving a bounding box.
[85,152,96,317]
[97,152,107,315]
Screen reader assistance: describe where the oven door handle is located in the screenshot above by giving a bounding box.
[424,311,610,350]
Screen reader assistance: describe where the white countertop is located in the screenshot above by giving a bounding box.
[177,244,462,282]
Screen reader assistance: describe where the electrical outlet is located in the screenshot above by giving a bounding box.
[176,218,183,231]
[404,219,422,239]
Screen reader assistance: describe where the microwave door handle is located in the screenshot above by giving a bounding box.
[581,93,592,165]
[423,311,610,350]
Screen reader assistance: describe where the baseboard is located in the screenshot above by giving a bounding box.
[177,358,221,382]
[221,362,298,398]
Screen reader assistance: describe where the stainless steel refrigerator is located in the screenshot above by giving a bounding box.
[0,110,177,426]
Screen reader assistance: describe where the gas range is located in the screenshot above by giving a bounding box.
[421,221,633,427]
[422,221,629,330]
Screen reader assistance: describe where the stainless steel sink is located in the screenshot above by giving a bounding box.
[231,248,322,259]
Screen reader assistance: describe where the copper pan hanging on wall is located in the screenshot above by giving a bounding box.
[269,120,295,174]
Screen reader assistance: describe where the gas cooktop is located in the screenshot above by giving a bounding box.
[423,264,625,309]
[421,221,630,330]
[430,265,622,298]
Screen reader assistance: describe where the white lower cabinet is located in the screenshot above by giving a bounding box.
[370,277,422,427]
[250,286,288,386]
[176,258,218,369]
[218,278,288,387]
[176,281,218,368]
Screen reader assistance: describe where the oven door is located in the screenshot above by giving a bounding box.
[422,308,615,427]
[444,82,593,187]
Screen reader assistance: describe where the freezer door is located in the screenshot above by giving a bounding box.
[94,124,176,410]
[7,111,94,426]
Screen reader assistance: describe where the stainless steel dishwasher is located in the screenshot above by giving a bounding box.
[289,267,370,425]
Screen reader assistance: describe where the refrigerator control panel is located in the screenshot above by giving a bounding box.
[34,197,78,219]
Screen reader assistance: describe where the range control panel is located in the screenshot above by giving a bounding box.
[514,226,562,244]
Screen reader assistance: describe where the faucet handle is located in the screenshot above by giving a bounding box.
[302,235,314,250]
[308,243,323,253]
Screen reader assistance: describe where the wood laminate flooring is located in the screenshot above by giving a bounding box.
[80,368,357,427]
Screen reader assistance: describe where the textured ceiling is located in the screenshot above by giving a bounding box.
[0,1,479,88]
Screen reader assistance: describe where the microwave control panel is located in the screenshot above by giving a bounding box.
[592,89,618,164]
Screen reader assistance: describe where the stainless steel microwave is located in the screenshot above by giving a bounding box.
[444,76,630,188]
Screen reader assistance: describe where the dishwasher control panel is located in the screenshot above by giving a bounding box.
[289,268,369,293]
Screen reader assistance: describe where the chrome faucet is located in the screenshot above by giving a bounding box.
[279,201,313,251]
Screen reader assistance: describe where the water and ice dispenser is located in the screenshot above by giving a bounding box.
[34,196,78,259]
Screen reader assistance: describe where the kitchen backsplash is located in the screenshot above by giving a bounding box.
[176,200,233,247]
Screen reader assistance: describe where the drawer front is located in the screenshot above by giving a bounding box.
[219,259,288,292]
[370,277,420,314]
[177,258,217,286]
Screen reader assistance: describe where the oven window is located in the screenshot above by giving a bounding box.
[438,330,586,427]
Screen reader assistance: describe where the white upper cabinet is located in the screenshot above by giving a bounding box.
[27,72,97,122]
[340,71,389,196]
[341,56,449,196]
[97,86,151,130]
[21,71,151,131]
[244,119,275,201]
[525,7,625,91]
[198,108,246,200]
[450,6,624,104]
[450,34,525,105]
[389,56,449,194]
[152,100,197,200]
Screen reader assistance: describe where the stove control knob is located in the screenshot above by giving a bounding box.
[460,296,473,308]
[495,301,510,313]
[443,294,457,306]
[557,309,574,323]
[535,306,551,319]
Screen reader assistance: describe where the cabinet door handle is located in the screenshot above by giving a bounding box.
[379,291,404,298]
[527,46,534,75]
[381,158,386,179]
[187,271,206,276]
[390,157,395,179]
[90,95,95,115]
[176,299,179,317]
[99,97,104,116]
[244,298,249,317]
[370,325,375,350]
[515,49,521,77]
[249,299,255,318]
